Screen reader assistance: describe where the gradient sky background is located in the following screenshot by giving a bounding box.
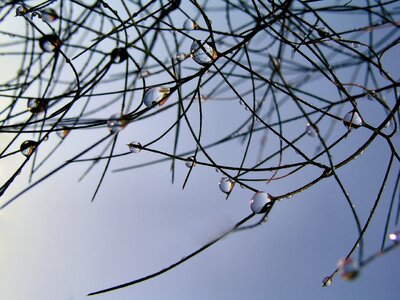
[1,1,400,299]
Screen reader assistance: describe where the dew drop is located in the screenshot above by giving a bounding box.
[317,27,329,38]
[190,40,217,65]
[20,140,38,157]
[185,156,196,168]
[176,52,187,61]
[27,98,47,114]
[39,35,61,52]
[127,141,142,153]
[352,42,360,49]
[250,192,273,214]
[367,90,377,101]
[183,19,198,30]
[306,123,318,137]
[107,113,128,134]
[337,258,359,281]
[322,276,332,287]
[219,177,234,193]
[140,70,150,78]
[56,127,70,139]
[239,99,248,111]
[343,110,363,130]
[389,230,400,242]
[16,5,28,16]
[143,87,170,107]
[41,8,58,22]
[110,48,128,64]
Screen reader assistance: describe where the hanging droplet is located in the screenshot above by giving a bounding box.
[143,87,170,107]
[20,140,38,157]
[140,70,150,78]
[306,123,318,137]
[343,110,363,130]
[185,156,196,168]
[239,99,248,111]
[337,258,359,281]
[250,192,273,214]
[41,8,58,22]
[190,40,217,65]
[219,177,234,194]
[322,276,332,287]
[39,35,61,52]
[183,19,198,30]
[15,5,28,16]
[351,42,360,49]
[110,48,128,64]
[175,52,187,61]
[317,27,329,38]
[56,127,70,139]
[389,230,400,242]
[127,141,142,153]
[27,98,47,114]
[107,113,128,134]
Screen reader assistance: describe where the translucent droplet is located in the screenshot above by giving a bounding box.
[337,258,359,281]
[27,98,47,114]
[219,177,234,194]
[352,42,360,49]
[110,48,128,64]
[317,27,329,38]
[56,127,70,139]
[389,230,400,242]
[176,52,187,61]
[190,40,217,65]
[20,140,38,157]
[239,99,248,111]
[140,70,150,78]
[16,5,28,16]
[250,192,273,214]
[322,276,332,287]
[39,35,61,52]
[143,87,170,107]
[306,123,318,137]
[343,110,363,130]
[183,19,198,30]
[127,141,142,153]
[107,113,128,134]
[41,8,58,22]
[185,156,196,168]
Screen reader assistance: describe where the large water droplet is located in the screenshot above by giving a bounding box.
[185,156,196,168]
[27,98,47,114]
[306,123,318,137]
[20,140,38,157]
[110,48,128,64]
[389,230,400,242]
[127,141,142,153]
[39,35,61,52]
[190,40,217,65]
[219,177,234,193]
[143,87,170,107]
[337,258,359,281]
[107,113,128,134]
[343,110,363,130]
[183,19,198,30]
[41,8,58,22]
[16,5,28,16]
[250,192,272,214]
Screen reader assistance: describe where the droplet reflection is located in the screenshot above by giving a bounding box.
[219,177,234,193]
[250,192,273,214]
[20,140,38,157]
[107,113,128,134]
[190,40,217,65]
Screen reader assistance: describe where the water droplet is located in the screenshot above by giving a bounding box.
[343,110,363,130]
[389,230,400,242]
[107,113,128,134]
[185,156,196,168]
[219,177,234,193]
[352,42,360,49]
[337,258,359,281]
[306,123,318,137]
[16,5,28,16]
[317,27,329,38]
[140,70,150,78]
[239,99,248,111]
[367,90,377,101]
[39,35,61,52]
[183,19,198,30]
[143,87,170,107]
[20,140,38,157]
[56,127,70,139]
[110,48,128,64]
[127,141,142,153]
[41,8,58,22]
[322,276,332,287]
[250,192,273,214]
[176,52,187,61]
[27,98,47,114]
[190,40,217,65]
